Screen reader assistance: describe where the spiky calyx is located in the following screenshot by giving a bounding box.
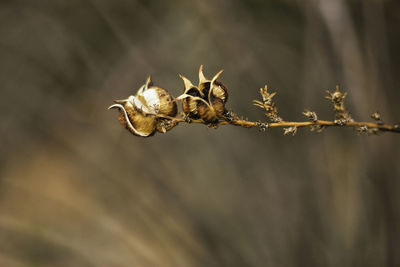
[177,65,228,123]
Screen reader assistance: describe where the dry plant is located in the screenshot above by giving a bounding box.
[109,66,400,137]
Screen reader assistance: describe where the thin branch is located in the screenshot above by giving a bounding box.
[156,114,400,134]
[110,68,399,137]
[156,83,399,135]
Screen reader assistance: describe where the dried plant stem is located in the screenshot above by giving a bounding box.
[226,120,399,132]
[110,69,399,137]
[156,114,400,133]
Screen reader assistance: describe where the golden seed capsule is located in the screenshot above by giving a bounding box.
[176,65,229,123]
[133,76,177,117]
[109,76,177,137]
[110,100,157,137]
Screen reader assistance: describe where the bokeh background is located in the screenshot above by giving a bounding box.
[1,0,400,266]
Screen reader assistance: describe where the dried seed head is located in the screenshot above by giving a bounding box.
[177,65,229,123]
[109,100,157,137]
[177,76,203,119]
[109,76,177,137]
[133,76,177,117]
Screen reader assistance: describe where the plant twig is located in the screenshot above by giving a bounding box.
[156,114,399,133]
[110,67,399,137]
[156,84,399,135]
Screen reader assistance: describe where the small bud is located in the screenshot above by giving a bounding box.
[283,126,297,136]
[367,127,380,135]
[310,125,325,133]
[370,111,381,121]
[334,118,348,126]
[302,109,318,122]
[326,85,347,104]
[257,122,269,132]
[223,110,236,122]
[254,84,282,122]
[356,125,368,135]
[325,86,351,123]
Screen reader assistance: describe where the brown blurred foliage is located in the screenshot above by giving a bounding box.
[1,0,400,266]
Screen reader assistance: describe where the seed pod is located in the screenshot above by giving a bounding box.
[109,76,177,137]
[133,76,177,117]
[205,68,228,119]
[178,74,203,119]
[176,65,229,123]
[110,99,157,137]
[198,65,228,105]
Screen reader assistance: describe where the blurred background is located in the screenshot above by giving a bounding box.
[1,0,400,266]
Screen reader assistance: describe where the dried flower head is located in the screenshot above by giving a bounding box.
[109,76,177,137]
[176,66,229,123]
